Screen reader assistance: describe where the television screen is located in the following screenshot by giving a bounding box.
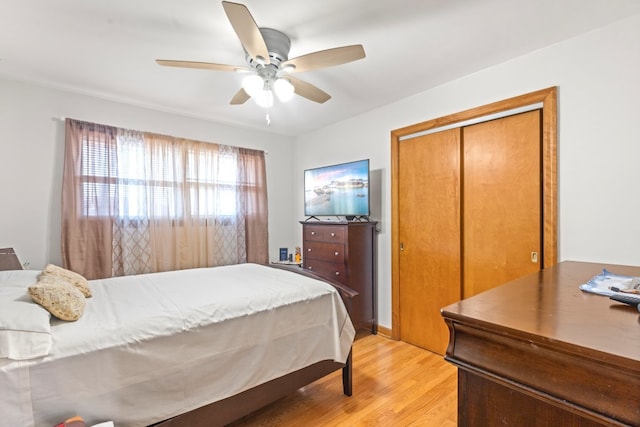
[304,159,370,217]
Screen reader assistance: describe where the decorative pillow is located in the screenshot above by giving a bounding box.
[0,292,52,360]
[28,277,86,321]
[41,264,92,298]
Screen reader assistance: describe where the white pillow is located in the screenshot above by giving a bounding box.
[0,270,40,289]
[0,291,52,360]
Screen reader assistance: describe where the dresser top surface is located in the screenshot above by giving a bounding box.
[442,261,640,365]
[301,220,377,226]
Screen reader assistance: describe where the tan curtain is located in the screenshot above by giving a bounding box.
[62,119,269,279]
[62,120,118,279]
[237,147,269,264]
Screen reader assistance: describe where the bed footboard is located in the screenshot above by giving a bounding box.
[151,264,356,427]
[152,356,352,427]
[268,264,355,398]
[343,350,353,396]
[268,263,359,314]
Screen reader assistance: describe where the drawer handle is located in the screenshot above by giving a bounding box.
[330,232,336,237]
[334,251,339,256]
[307,248,312,252]
[335,271,340,276]
[308,266,313,270]
[311,231,316,235]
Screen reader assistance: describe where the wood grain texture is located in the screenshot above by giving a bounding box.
[228,334,457,426]
[462,110,541,297]
[398,128,461,354]
[390,86,558,341]
[443,261,640,426]
[541,87,558,268]
[301,222,377,332]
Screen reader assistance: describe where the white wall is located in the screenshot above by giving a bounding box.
[2,13,639,332]
[0,79,296,269]
[293,14,640,330]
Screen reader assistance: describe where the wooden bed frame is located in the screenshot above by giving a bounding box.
[152,264,358,427]
[0,247,23,271]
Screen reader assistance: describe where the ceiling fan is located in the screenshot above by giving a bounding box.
[156,1,366,109]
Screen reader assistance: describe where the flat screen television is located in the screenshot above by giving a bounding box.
[304,159,370,219]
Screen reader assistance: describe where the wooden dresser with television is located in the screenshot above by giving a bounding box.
[441,261,640,426]
[301,221,377,333]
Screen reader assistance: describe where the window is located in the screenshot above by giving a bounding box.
[62,119,268,279]
[79,132,239,219]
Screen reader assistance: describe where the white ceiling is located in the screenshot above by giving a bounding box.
[2,0,639,136]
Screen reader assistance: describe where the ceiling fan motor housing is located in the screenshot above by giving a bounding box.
[245,28,291,68]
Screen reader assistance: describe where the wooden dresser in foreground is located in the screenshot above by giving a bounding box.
[441,261,640,426]
[301,221,377,333]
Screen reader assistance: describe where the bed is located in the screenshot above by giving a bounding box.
[0,262,356,427]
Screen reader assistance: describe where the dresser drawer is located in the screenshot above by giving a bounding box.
[304,225,347,243]
[304,241,345,263]
[300,221,378,333]
[304,259,347,282]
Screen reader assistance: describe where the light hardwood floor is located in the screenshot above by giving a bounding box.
[228,334,458,426]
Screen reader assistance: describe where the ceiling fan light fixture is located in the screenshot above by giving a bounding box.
[254,88,274,108]
[274,78,295,102]
[242,74,263,97]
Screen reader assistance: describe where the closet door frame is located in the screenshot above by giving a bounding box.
[390,86,558,341]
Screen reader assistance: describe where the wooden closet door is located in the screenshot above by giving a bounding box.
[462,110,542,297]
[398,128,461,353]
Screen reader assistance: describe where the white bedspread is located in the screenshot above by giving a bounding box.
[0,263,355,427]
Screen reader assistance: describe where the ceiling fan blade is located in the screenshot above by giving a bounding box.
[156,59,249,72]
[287,76,331,104]
[283,45,365,73]
[230,88,251,105]
[222,1,270,64]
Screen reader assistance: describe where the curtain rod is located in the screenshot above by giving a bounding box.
[52,117,268,154]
